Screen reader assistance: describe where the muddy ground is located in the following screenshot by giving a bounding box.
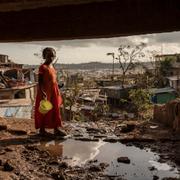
[0,117,180,180]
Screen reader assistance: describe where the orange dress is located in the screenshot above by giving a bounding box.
[35,64,63,129]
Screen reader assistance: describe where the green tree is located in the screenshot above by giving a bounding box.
[159,57,172,76]
[129,88,151,119]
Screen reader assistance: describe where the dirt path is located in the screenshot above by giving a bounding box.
[0,117,179,179]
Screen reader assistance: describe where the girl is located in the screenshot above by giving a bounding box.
[35,47,66,136]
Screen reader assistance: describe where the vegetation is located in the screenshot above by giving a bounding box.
[107,43,146,87]
[159,57,172,77]
[129,88,152,119]
[154,57,173,87]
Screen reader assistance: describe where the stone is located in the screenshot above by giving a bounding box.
[0,125,7,131]
[51,172,66,180]
[120,124,135,133]
[59,162,68,169]
[74,137,99,142]
[103,138,118,143]
[86,127,106,134]
[88,159,98,164]
[99,162,109,169]
[153,175,159,180]
[25,145,38,151]
[149,166,156,171]
[49,160,59,166]
[3,161,14,171]
[4,147,14,152]
[8,129,27,135]
[89,165,102,172]
[0,150,5,155]
[117,157,130,164]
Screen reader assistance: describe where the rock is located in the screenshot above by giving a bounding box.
[99,163,109,169]
[103,138,118,143]
[51,172,66,180]
[73,134,83,137]
[74,137,99,142]
[86,127,106,134]
[3,161,14,171]
[89,165,102,172]
[0,125,7,131]
[162,178,179,180]
[0,159,2,166]
[117,157,130,164]
[8,129,27,135]
[4,147,14,152]
[120,124,135,133]
[49,160,59,166]
[175,153,180,165]
[25,145,38,151]
[148,166,156,171]
[93,134,107,138]
[0,150,5,155]
[153,175,159,180]
[88,159,98,164]
[59,162,68,169]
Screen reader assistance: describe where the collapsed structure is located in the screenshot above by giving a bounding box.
[0,54,37,118]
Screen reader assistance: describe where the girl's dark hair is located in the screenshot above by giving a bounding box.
[42,47,55,59]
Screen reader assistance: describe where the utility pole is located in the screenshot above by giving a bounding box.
[106,52,115,80]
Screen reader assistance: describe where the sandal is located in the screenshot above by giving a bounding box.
[54,129,67,137]
[38,129,51,137]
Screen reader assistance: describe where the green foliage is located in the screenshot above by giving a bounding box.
[129,89,151,113]
[159,57,172,76]
[92,103,110,119]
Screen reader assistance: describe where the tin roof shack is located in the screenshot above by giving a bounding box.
[95,79,122,87]
[0,54,23,70]
[166,76,180,91]
[155,54,180,76]
[100,85,135,107]
[66,73,83,88]
[80,105,95,118]
[155,54,180,89]
[78,96,95,106]
[151,87,177,104]
[0,54,36,102]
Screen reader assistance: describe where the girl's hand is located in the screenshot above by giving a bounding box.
[42,92,47,100]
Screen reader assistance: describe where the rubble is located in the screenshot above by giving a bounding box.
[3,161,14,172]
[0,118,178,179]
[117,157,131,164]
[0,124,7,131]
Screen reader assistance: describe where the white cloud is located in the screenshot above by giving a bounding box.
[1,31,180,64]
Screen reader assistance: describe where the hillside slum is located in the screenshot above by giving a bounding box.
[0,53,180,179]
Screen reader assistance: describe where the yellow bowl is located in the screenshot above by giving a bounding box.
[39,100,53,114]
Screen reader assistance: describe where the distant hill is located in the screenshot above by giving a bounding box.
[24,61,153,70]
[54,62,120,70]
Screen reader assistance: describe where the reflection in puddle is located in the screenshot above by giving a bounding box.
[39,139,106,165]
[38,139,180,180]
[149,160,173,171]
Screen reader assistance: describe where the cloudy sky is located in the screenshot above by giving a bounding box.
[0,31,180,65]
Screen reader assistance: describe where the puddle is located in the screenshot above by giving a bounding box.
[38,139,180,180]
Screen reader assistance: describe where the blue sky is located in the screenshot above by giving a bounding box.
[0,31,180,65]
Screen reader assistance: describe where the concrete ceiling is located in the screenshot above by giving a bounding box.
[0,0,113,12]
[0,0,179,42]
